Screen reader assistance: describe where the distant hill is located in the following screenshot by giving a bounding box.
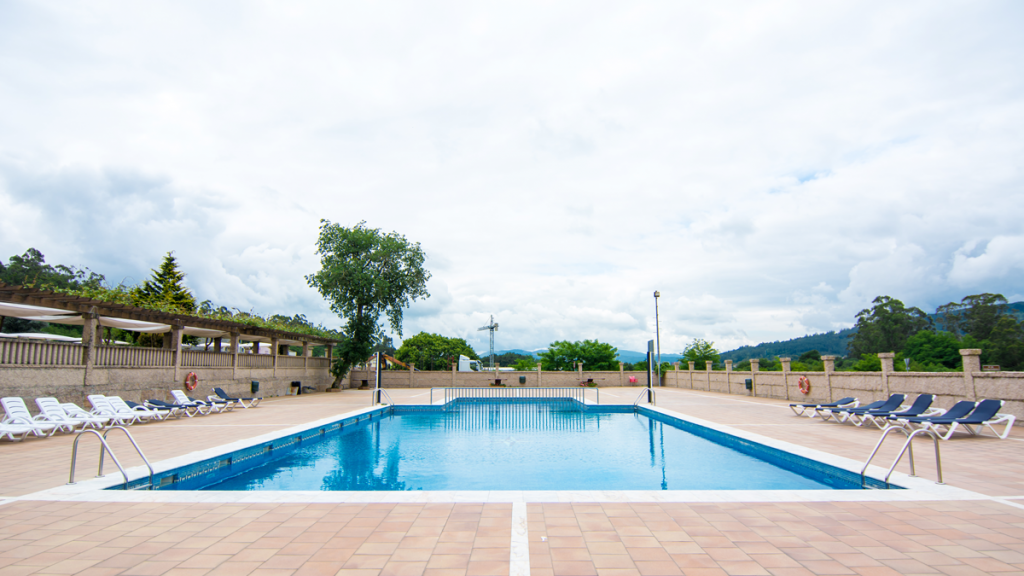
[477,348,683,365]
[718,329,856,363]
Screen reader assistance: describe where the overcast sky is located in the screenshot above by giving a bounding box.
[1,1,1022,354]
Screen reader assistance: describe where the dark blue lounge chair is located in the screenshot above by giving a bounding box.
[790,397,858,417]
[213,387,262,408]
[852,394,936,428]
[821,394,905,423]
[895,399,1015,440]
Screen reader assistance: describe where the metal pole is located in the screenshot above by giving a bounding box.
[654,291,661,381]
[374,351,382,404]
[646,340,654,403]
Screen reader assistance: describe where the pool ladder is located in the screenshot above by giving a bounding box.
[68,426,155,490]
[372,388,394,406]
[633,388,657,406]
[860,425,943,488]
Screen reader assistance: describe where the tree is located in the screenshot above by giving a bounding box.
[539,340,618,371]
[903,330,962,369]
[0,248,104,289]
[132,251,197,313]
[394,332,477,371]
[847,296,930,358]
[937,293,1009,341]
[682,338,719,370]
[512,358,537,371]
[985,316,1024,371]
[306,220,431,382]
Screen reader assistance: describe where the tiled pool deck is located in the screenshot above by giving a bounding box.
[2,388,1023,576]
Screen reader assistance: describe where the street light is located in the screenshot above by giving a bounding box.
[654,291,661,380]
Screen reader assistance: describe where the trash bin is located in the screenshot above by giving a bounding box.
[251,380,260,394]
[745,379,753,395]
[291,381,302,395]
[519,376,526,384]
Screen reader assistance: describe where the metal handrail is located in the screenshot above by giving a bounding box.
[634,388,656,406]
[860,425,943,487]
[68,426,153,490]
[373,389,394,406]
[98,426,155,487]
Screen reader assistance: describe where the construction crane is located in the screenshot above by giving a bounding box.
[478,315,499,370]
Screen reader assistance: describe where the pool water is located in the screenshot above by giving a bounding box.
[194,399,856,491]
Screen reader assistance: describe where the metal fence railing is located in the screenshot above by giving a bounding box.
[430,386,598,405]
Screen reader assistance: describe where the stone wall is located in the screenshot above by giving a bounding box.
[348,349,1022,424]
[0,365,334,409]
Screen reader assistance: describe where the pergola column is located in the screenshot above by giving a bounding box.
[81,308,98,386]
[171,324,183,384]
[271,337,279,378]
[302,341,310,374]
[231,332,240,379]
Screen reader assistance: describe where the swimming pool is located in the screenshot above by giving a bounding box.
[123,399,892,491]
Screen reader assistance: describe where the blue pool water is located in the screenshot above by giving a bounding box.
[134,399,885,492]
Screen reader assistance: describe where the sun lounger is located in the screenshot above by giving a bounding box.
[61,403,112,428]
[35,397,98,432]
[169,390,216,414]
[0,422,38,442]
[188,395,233,413]
[790,397,857,417]
[107,396,164,422]
[126,400,180,419]
[1,397,59,437]
[851,394,939,428]
[146,398,206,417]
[821,394,905,423]
[896,399,1015,440]
[87,395,146,426]
[213,387,262,408]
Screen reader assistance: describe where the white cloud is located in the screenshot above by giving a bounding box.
[1,0,1022,354]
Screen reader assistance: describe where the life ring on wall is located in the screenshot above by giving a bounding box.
[797,376,811,395]
[184,372,198,392]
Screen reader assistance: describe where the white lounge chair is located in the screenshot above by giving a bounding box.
[1,397,59,437]
[107,396,164,422]
[87,395,145,426]
[0,422,38,442]
[34,397,97,432]
[61,402,112,428]
[900,399,1016,440]
[169,390,214,415]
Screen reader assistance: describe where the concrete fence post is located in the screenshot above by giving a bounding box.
[781,357,791,400]
[749,359,759,398]
[960,349,982,400]
[822,355,835,403]
[879,352,894,398]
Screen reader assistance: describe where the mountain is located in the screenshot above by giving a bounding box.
[718,329,856,363]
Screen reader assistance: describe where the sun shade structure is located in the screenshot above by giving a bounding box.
[0,284,339,347]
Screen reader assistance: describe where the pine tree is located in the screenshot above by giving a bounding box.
[133,252,197,313]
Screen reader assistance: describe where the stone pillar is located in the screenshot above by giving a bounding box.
[302,341,309,374]
[750,359,759,372]
[688,361,696,371]
[409,363,415,388]
[705,360,712,391]
[780,357,791,400]
[879,352,894,398]
[81,310,98,386]
[822,355,835,402]
[271,338,279,378]
[577,361,584,381]
[960,349,982,400]
[725,360,732,371]
[231,332,240,379]
[171,324,183,384]
[619,362,624,387]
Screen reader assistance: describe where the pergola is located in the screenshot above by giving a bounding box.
[0,284,338,356]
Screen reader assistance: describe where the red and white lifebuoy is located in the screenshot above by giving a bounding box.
[797,376,811,395]
[184,372,198,392]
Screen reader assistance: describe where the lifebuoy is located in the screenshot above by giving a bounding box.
[797,376,811,395]
[184,372,198,392]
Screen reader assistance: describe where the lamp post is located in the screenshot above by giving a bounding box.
[654,291,661,380]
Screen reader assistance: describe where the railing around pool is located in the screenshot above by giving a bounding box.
[429,386,598,405]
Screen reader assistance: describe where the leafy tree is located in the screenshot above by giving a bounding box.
[851,353,882,372]
[0,248,104,290]
[307,220,431,383]
[394,332,477,371]
[370,335,397,357]
[512,358,537,371]
[492,352,534,367]
[847,296,930,358]
[936,293,1008,341]
[682,338,719,370]
[903,330,962,369]
[132,252,197,313]
[798,349,821,363]
[539,339,619,371]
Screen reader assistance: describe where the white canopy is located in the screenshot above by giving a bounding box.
[0,302,79,318]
